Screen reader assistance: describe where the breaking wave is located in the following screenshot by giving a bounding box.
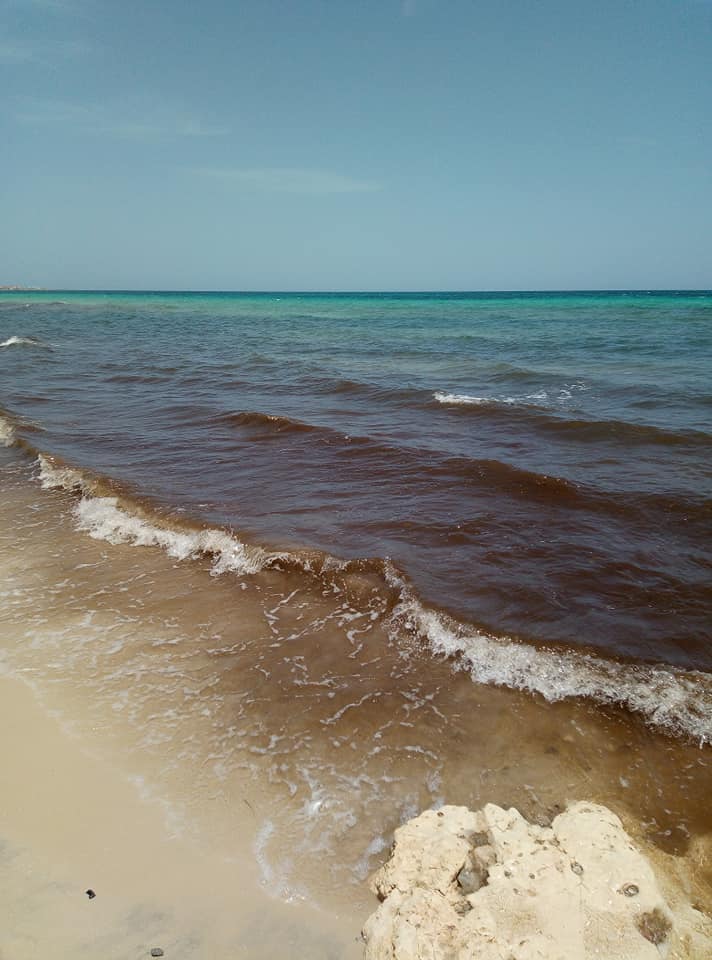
[433,392,712,448]
[434,390,550,407]
[0,413,15,447]
[38,454,271,576]
[32,450,712,745]
[386,570,712,744]
[433,387,589,409]
[0,335,50,349]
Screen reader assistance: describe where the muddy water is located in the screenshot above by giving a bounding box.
[2,445,710,930]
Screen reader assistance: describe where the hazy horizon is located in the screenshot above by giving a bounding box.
[3,286,712,295]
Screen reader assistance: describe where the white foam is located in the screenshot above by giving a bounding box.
[0,415,15,447]
[434,392,491,405]
[74,496,267,576]
[254,818,307,902]
[0,335,47,348]
[433,387,582,408]
[387,577,712,745]
[38,454,86,490]
[434,390,550,406]
[37,455,269,577]
[33,456,712,744]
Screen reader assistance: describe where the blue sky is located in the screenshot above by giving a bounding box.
[1,0,711,290]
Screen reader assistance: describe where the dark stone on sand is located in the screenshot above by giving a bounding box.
[150,949,164,957]
[621,883,639,897]
[85,889,96,899]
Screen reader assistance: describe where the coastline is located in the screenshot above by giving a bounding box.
[1,437,711,936]
[3,673,710,959]
[0,673,364,960]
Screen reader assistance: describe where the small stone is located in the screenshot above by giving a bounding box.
[621,883,639,897]
[457,863,483,895]
[150,950,164,958]
[85,889,96,899]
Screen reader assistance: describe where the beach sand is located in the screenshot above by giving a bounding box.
[0,673,364,960]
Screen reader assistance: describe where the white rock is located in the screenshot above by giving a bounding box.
[363,802,712,960]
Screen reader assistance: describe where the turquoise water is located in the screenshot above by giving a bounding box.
[1,289,711,673]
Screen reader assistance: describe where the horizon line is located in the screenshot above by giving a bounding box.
[2,287,711,295]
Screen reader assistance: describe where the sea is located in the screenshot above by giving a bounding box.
[1,290,711,911]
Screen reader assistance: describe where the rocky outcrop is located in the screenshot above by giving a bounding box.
[363,802,711,959]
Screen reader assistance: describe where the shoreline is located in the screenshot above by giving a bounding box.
[0,673,365,959]
[4,671,710,958]
[0,423,708,745]
[1,439,711,956]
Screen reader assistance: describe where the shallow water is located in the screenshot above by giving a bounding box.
[1,290,711,917]
[1,444,711,917]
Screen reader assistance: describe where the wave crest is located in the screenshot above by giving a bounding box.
[434,389,554,408]
[218,410,320,436]
[30,452,712,745]
[0,335,50,349]
[434,392,711,448]
[385,570,712,744]
[38,455,270,576]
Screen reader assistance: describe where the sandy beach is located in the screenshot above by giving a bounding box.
[2,669,710,959]
[0,672,365,959]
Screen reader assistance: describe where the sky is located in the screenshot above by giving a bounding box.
[1,0,711,290]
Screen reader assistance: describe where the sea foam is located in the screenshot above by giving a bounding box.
[38,455,269,576]
[0,335,48,348]
[434,390,546,407]
[35,454,712,744]
[433,386,587,408]
[386,568,712,745]
[0,415,15,447]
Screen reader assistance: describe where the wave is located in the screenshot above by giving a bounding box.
[214,409,711,521]
[7,400,710,533]
[434,390,550,408]
[0,335,50,349]
[217,410,322,436]
[37,454,272,576]
[321,377,425,404]
[434,384,589,408]
[104,373,175,384]
[385,569,712,745]
[329,377,381,396]
[28,448,712,745]
[217,411,587,504]
[433,392,712,448]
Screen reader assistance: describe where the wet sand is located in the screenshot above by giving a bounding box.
[0,674,364,960]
